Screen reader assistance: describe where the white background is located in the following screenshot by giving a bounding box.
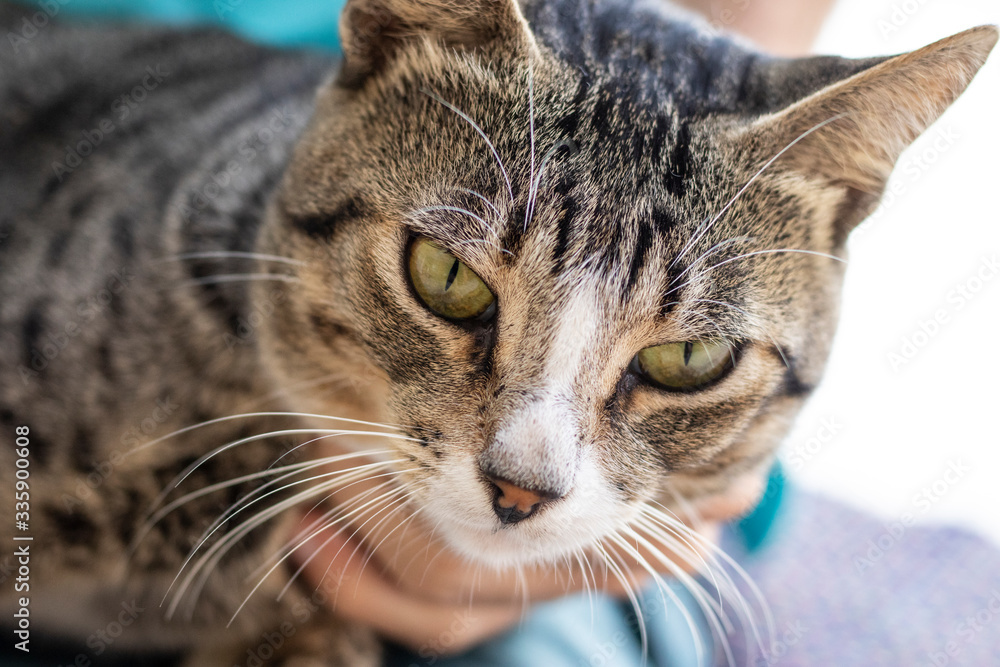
[782,0,1000,545]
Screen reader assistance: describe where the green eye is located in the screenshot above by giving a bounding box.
[633,340,735,391]
[408,238,496,321]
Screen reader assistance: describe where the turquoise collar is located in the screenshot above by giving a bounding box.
[736,461,786,552]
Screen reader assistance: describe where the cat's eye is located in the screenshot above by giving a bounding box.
[408,238,496,321]
[632,339,735,391]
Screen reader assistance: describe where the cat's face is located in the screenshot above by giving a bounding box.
[256,0,995,566]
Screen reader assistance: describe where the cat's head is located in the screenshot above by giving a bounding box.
[256,0,996,566]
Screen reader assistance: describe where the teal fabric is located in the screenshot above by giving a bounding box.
[13,0,346,51]
[384,581,711,667]
[737,462,786,552]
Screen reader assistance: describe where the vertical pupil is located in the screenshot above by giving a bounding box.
[445,259,460,291]
[683,341,693,365]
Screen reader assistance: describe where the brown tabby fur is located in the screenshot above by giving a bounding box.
[0,0,994,663]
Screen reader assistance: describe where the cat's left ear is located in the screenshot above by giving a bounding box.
[746,26,996,233]
[337,0,536,87]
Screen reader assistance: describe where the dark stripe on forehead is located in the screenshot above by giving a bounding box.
[624,222,654,295]
[659,274,683,318]
[498,203,529,252]
[287,196,370,240]
[600,209,626,273]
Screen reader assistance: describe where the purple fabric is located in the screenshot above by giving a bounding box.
[717,485,1000,666]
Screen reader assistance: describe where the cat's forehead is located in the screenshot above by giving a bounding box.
[397,59,731,240]
[383,59,768,334]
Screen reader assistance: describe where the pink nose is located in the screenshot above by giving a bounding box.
[485,476,560,525]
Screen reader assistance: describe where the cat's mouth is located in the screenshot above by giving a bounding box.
[411,456,636,568]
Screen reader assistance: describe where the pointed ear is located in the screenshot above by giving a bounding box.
[748,25,996,223]
[338,0,536,87]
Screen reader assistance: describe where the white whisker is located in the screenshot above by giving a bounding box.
[454,187,503,222]
[409,205,501,241]
[527,138,576,232]
[130,411,412,461]
[349,493,417,593]
[664,247,844,304]
[130,450,391,554]
[227,485,407,625]
[684,297,790,369]
[358,496,420,582]
[422,88,514,203]
[163,462,402,616]
[513,564,530,618]
[615,526,721,666]
[455,238,515,256]
[573,548,597,624]
[595,540,649,662]
[165,427,412,497]
[644,501,775,658]
[524,63,536,233]
[242,373,345,411]
[141,424,413,517]
[670,112,851,271]
[271,482,403,593]
[699,248,846,275]
[668,236,755,288]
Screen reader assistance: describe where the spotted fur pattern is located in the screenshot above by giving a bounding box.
[0,0,994,663]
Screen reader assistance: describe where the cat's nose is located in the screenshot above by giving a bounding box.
[485,475,561,525]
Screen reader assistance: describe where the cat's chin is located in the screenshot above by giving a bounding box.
[433,518,599,568]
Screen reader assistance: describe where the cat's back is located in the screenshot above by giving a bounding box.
[0,3,331,459]
[0,1,329,223]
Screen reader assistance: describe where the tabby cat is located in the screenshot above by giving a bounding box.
[0,0,994,664]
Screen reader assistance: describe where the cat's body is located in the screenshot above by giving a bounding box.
[0,0,994,664]
[0,6,383,661]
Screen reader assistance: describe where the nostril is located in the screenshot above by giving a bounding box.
[485,476,561,525]
[492,498,536,525]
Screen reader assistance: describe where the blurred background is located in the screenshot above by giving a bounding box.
[787,0,1000,545]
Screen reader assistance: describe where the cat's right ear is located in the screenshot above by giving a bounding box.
[337,0,536,88]
[745,25,996,237]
